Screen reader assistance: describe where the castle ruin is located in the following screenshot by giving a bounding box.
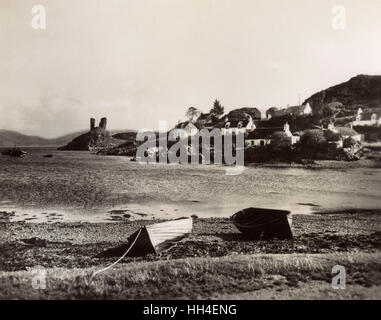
[90,118,96,131]
[90,117,107,132]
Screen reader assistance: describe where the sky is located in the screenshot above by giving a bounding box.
[0,0,381,138]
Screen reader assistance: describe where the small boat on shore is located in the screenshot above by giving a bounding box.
[97,217,193,258]
[232,207,293,240]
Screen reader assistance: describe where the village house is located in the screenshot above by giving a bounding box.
[220,115,256,135]
[326,122,362,142]
[335,126,362,142]
[323,124,343,148]
[267,103,312,119]
[322,122,362,148]
[172,121,200,136]
[351,108,380,126]
[245,122,300,147]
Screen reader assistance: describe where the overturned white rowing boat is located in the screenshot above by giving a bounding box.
[97,217,193,258]
[92,217,193,278]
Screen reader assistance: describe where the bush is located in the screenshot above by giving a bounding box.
[296,130,329,158]
[270,132,291,151]
[343,137,358,148]
[300,130,327,147]
[322,102,342,118]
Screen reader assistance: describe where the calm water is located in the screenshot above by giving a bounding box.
[0,148,380,223]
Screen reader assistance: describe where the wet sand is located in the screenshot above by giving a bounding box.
[1,148,381,222]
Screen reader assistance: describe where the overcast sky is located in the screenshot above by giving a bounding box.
[1,0,381,138]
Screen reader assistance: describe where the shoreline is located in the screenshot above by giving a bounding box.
[0,210,380,299]
[2,145,381,169]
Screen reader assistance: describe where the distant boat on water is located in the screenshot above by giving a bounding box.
[1,147,27,157]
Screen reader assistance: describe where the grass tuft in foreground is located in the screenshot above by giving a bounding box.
[0,252,380,299]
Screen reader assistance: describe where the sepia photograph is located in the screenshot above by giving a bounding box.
[0,0,380,307]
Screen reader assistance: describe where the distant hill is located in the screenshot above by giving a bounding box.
[45,131,89,146]
[304,75,381,114]
[0,130,49,147]
[111,130,137,141]
[0,130,88,147]
[0,129,134,147]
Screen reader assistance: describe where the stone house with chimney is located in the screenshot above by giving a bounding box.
[219,115,256,135]
[351,108,380,126]
[267,103,312,119]
[245,122,300,147]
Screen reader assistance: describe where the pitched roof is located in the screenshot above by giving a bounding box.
[214,119,250,129]
[175,121,201,130]
[226,107,261,120]
[198,113,212,121]
[246,128,282,139]
[273,109,288,117]
[286,105,303,114]
[274,105,307,117]
[335,127,360,136]
[361,112,378,120]
[299,129,324,136]
[324,130,342,142]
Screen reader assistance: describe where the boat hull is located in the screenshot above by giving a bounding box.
[97,217,193,258]
[232,207,293,240]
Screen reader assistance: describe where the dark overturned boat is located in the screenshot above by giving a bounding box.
[232,207,293,240]
[97,217,193,258]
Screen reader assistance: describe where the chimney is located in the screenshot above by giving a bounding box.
[90,118,95,131]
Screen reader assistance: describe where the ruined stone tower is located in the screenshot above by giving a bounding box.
[99,117,107,131]
[90,118,96,131]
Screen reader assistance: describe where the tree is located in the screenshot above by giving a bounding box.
[266,107,278,119]
[343,136,358,148]
[270,132,291,151]
[323,102,342,118]
[298,129,329,156]
[301,129,327,147]
[298,129,328,155]
[210,100,224,121]
[185,107,201,122]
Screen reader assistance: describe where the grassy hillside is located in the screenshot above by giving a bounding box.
[304,75,381,114]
